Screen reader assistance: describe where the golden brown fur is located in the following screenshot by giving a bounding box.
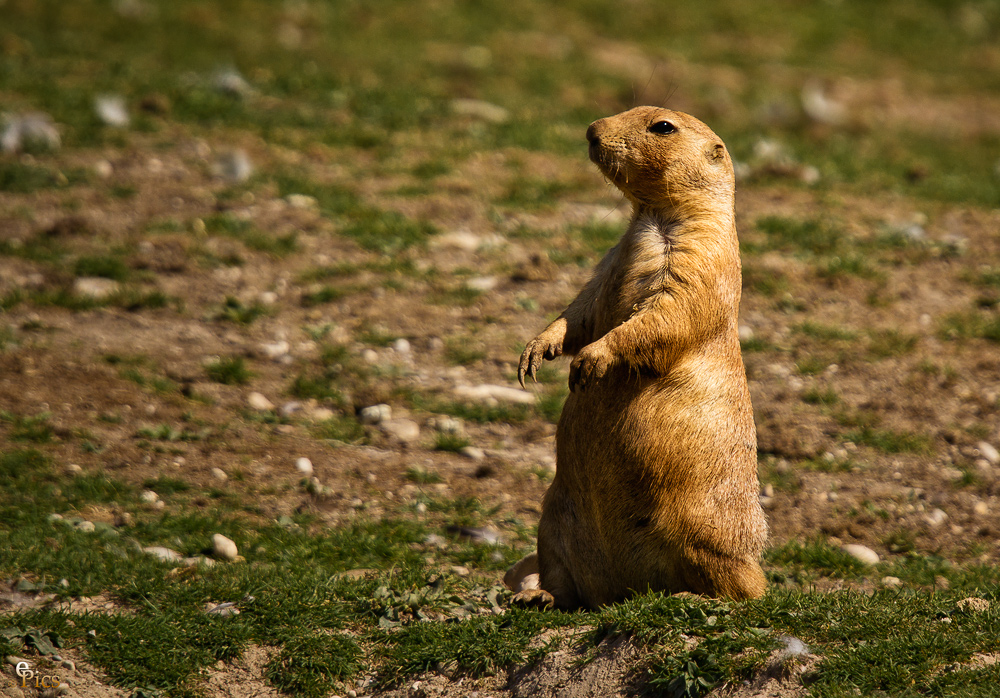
[510,107,767,609]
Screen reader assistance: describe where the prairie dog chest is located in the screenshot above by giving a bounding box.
[597,217,673,323]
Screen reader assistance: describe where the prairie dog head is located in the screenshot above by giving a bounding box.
[586,107,734,211]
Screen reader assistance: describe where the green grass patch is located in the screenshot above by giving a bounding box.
[73,254,131,281]
[215,296,271,325]
[846,426,934,454]
[432,432,472,452]
[205,356,253,385]
[939,310,1000,343]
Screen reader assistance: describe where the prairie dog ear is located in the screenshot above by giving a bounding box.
[708,143,726,163]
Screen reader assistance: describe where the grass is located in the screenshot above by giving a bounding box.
[215,296,270,325]
[432,432,472,452]
[3,447,1000,697]
[205,356,253,385]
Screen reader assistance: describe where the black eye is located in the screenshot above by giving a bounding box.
[648,121,676,135]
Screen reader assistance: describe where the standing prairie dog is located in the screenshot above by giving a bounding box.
[508,107,767,609]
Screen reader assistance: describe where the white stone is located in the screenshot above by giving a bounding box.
[212,67,253,96]
[881,576,903,589]
[144,546,182,562]
[295,457,313,476]
[73,277,120,299]
[925,508,948,527]
[311,407,335,421]
[93,159,113,179]
[392,338,411,354]
[212,149,253,182]
[451,98,509,123]
[454,384,535,405]
[361,349,379,364]
[259,291,278,305]
[140,490,159,503]
[94,94,130,127]
[359,404,392,425]
[211,467,228,482]
[738,325,754,342]
[450,565,470,577]
[974,501,990,515]
[465,276,498,292]
[247,392,275,411]
[67,463,83,475]
[801,80,847,126]
[1,112,60,152]
[260,341,290,359]
[841,544,879,565]
[381,418,420,443]
[761,483,774,498]
[212,533,238,561]
[459,446,486,461]
[286,193,319,210]
[433,231,481,252]
[76,520,96,533]
[978,441,1000,465]
[430,416,464,434]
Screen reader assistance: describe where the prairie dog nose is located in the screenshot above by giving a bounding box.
[586,121,602,145]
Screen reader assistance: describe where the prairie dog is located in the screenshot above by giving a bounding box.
[510,107,767,609]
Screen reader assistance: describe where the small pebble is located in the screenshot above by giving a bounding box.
[67,463,83,475]
[76,520,95,533]
[93,159,113,179]
[212,149,253,182]
[260,340,290,359]
[450,565,470,577]
[94,94,129,127]
[459,446,486,461]
[212,533,239,561]
[310,407,335,421]
[286,193,319,210]
[761,483,775,498]
[925,508,948,527]
[1,112,61,152]
[361,348,379,364]
[296,457,314,475]
[144,546,182,562]
[380,418,420,443]
[465,276,498,292]
[957,597,990,613]
[974,501,989,515]
[430,416,464,435]
[841,544,879,565]
[978,441,1000,465]
[247,392,275,411]
[211,467,228,482]
[73,276,120,299]
[141,490,159,503]
[881,576,903,589]
[392,338,411,354]
[359,404,392,425]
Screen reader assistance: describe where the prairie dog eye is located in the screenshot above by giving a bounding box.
[647,121,677,135]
